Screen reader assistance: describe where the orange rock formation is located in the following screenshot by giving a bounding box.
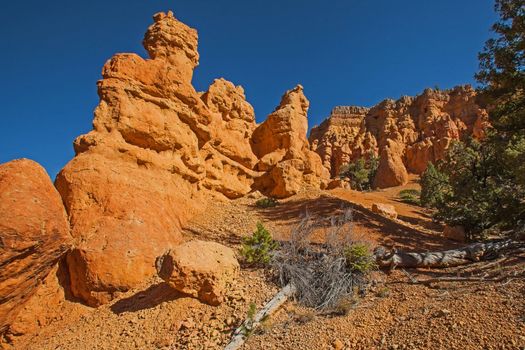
[252,85,330,198]
[55,11,327,306]
[310,86,488,188]
[0,159,71,335]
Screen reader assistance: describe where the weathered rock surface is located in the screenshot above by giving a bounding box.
[56,11,327,306]
[251,85,329,198]
[0,159,71,336]
[310,86,488,188]
[156,240,239,306]
[371,203,398,220]
[55,11,213,306]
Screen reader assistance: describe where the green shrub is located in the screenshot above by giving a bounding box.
[343,243,377,273]
[419,162,449,208]
[255,197,278,208]
[240,302,258,337]
[247,302,257,320]
[339,153,379,191]
[398,189,421,205]
[240,222,278,265]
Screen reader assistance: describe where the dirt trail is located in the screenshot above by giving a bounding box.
[9,189,525,350]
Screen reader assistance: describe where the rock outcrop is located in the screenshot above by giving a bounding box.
[310,86,488,188]
[156,240,239,306]
[56,11,327,306]
[251,85,329,198]
[0,159,71,336]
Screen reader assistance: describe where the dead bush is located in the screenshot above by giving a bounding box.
[271,209,375,310]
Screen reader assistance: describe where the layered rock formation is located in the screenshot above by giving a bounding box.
[310,86,488,187]
[56,11,327,306]
[0,159,71,335]
[252,85,329,198]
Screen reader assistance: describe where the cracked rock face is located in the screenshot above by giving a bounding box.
[0,159,71,334]
[56,11,328,306]
[310,86,488,188]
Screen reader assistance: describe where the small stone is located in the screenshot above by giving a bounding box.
[333,339,344,350]
[225,317,235,326]
[181,319,195,330]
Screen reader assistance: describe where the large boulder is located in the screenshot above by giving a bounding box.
[156,240,239,306]
[251,85,330,197]
[0,159,71,336]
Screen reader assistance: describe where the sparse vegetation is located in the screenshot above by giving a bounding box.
[332,296,358,316]
[272,209,375,310]
[239,302,257,337]
[343,243,377,273]
[418,0,525,241]
[398,189,421,205]
[247,302,257,321]
[240,222,278,266]
[339,153,379,191]
[255,197,278,208]
[376,287,390,298]
[419,162,449,208]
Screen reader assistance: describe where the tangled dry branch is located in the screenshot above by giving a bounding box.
[271,209,374,310]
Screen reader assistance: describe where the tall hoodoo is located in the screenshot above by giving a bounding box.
[55,12,327,306]
[252,85,329,198]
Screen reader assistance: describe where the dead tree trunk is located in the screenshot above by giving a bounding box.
[374,239,524,269]
[224,284,295,350]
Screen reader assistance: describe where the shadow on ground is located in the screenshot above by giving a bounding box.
[260,194,460,251]
[110,282,184,314]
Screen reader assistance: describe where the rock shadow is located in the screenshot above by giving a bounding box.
[260,194,461,251]
[110,282,184,314]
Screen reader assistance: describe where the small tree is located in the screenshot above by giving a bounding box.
[240,222,278,266]
[255,197,278,208]
[398,189,421,206]
[339,153,379,191]
[419,162,449,208]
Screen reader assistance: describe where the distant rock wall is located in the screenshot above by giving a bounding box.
[310,86,489,188]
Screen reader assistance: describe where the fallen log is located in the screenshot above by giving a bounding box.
[374,239,525,269]
[224,284,296,350]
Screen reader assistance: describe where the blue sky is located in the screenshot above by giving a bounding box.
[0,0,497,177]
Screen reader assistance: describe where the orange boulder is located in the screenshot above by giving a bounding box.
[0,159,71,336]
[156,240,239,306]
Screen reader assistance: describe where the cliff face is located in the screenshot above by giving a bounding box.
[310,86,489,187]
[54,11,327,306]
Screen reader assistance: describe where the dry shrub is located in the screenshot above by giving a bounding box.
[271,208,375,311]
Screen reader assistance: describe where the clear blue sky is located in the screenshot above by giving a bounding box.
[0,0,497,177]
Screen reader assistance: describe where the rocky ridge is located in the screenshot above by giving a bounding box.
[310,86,489,187]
